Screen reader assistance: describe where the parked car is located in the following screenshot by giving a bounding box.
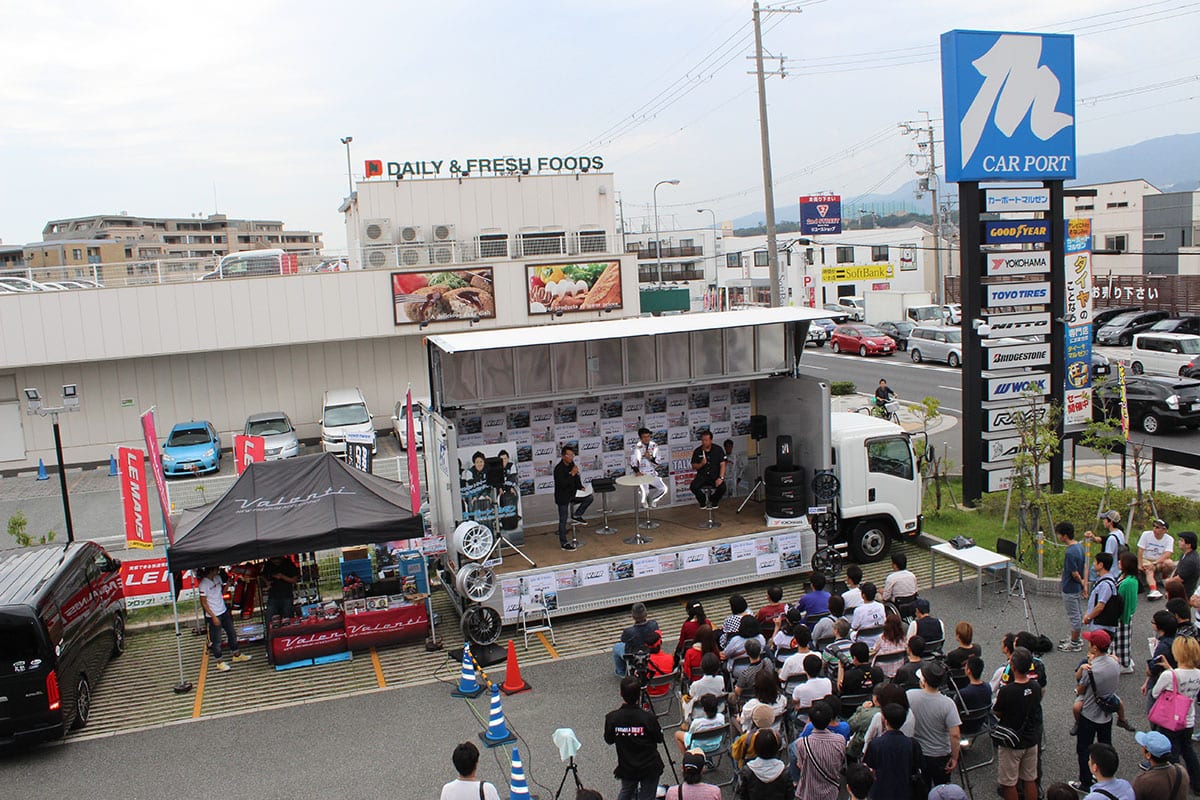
[811,317,837,336]
[806,323,827,348]
[1091,306,1143,342]
[161,420,222,475]
[1093,375,1200,434]
[243,412,301,460]
[942,303,962,325]
[320,388,376,456]
[829,324,896,357]
[199,249,299,280]
[908,325,963,367]
[0,541,125,745]
[837,296,866,321]
[1129,333,1200,376]
[0,277,52,293]
[1150,316,1200,335]
[1094,310,1170,346]
[1092,351,1111,379]
[877,320,915,351]
[391,400,426,450]
[821,304,851,324]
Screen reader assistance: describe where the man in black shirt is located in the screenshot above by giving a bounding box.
[604,677,664,800]
[263,555,300,623]
[553,445,592,551]
[689,431,727,508]
[839,641,884,696]
[1174,531,1200,597]
[893,635,926,690]
[874,379,896,405]
[993,648,1042,800]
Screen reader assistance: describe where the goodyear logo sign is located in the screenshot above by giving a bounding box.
[984,220,1050,244]
[821,264,894,282]
[940,30,1076,182]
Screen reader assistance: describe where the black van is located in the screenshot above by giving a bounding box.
[0,542,125,746]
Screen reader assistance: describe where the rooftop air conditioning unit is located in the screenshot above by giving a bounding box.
[399,225,424,244]
[431,223,455,242]
[398,243,429,267]
[363,246,398,269]
[429,242,456,265]
[363,219,394,244]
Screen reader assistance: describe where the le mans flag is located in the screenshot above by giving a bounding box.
[118,447,153,550]
[406,388,421,514]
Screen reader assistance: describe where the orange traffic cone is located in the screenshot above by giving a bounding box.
[500,639,531,695]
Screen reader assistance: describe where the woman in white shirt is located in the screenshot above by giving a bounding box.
[1150,635,1200,793]
[737,670,787,734]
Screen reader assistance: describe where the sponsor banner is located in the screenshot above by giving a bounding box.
[118,447,153,550]
[1118,362,1130,440]
[1065,326,1093,386]
[984,188,1050,212]
[983,435,1023,463]
[392,268,496,326]
[983,462,1051,492]
[344,432,374,475]
[985,249,1050,277]
[983,220,1050,245]
[941,30,1076,182]
[527,261,622,315]
[799,194,842,235]
[1065,218,1093,327]
[982,311,1051,338]
[820,264,894,282]
[1065,389,1092,428]
[984,371,1050,401]
[120,558,198,609]
[985,341,1051,369]
[234,435,265,476]
[984,281,1050,308]
[140,409,174,544]
[985,402,1048,432]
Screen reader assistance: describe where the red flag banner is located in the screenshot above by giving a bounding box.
[140,409,174,545]
[118,447,153,550]
[406,390,421,514]
[234,434,266,475]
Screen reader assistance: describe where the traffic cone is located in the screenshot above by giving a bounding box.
[108,454,118,477]
[451,643,484,698]
[36,459,48,481]
[500,639,531,695]
[509,746,531,800]
[480,685,517,747]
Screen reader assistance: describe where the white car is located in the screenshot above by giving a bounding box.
[0,277,53,292]
[942,303,962,325]
[391,400,426,450]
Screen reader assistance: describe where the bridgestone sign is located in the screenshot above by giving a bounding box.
[984,282,1051,307]
[985,250,1051,277]
[982,311,1051,338]
[984,371,1050,401]
[985,342,1051,369]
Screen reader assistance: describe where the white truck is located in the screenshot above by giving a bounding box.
[864,290,933,325]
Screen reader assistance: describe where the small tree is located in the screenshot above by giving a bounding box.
[7,512,56,547]
[1008,395,1062,552]
[1081,416,1123,517]
[912,396,956,510]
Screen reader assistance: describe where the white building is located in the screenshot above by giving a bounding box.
[1065,179,1161,276]
[622,224,726,311]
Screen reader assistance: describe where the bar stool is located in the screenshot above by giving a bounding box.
[699,486,721,530]
[566,519,586,550]
[592,477,618,536]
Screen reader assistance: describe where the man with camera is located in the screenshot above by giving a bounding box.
[613,602,662,677]
[605,676,665,800]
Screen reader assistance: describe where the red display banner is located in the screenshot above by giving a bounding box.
[120,558,197,603]
[234,434,266,475]
[118,446,153,550]
[140,409,174,544]
[344,604,428,650]
[405,389,421,514]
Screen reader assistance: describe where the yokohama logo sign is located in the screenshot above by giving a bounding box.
[986,250,1051,276]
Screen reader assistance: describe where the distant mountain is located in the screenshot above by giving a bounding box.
[731,131,1200,228]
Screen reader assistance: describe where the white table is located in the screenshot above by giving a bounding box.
[615,474,658,544]
[929,542,1010,609]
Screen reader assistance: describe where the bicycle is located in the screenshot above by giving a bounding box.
[861,398,900,424]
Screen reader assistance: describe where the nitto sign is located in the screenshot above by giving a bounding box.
[983,220,1050,244]
[982,311,1051,338]
[940,30,1076,182]
[986,250,1050,277]
[985,341,1051,369]
[984,282,1050,307]
[984,371,1050,401]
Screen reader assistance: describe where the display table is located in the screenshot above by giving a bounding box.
[344,602,429,650]
[929,542,1010,609]
[269,613,347,665]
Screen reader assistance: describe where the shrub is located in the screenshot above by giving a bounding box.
[830,381,856,396]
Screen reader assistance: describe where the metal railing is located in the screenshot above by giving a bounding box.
[359,231,623,270]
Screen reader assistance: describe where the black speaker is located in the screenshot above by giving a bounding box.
[776,435,794,470]
[750,415,768,441]
[483,456,505,489]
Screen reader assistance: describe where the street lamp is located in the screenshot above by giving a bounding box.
[340,136,354,197]
[24,384,80,542]
[653,179,680,285]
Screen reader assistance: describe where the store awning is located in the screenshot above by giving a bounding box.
[167,452,424,572]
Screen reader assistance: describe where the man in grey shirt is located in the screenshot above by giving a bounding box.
[1073,629,1120,792]
[905,660,961,788]
[1083,553,1119,636]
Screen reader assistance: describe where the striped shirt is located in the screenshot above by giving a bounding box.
[792,728,846,800]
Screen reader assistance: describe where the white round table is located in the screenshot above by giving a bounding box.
[615,473,660,544]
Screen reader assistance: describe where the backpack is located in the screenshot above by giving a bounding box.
[1093,576,1124,628]
[1105,531,1131,561]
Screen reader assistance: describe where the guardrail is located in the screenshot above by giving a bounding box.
[0,251,334,290]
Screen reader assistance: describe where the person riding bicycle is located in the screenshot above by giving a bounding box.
[873,379,896,409]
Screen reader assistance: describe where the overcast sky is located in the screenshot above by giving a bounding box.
[2,0,1197,251]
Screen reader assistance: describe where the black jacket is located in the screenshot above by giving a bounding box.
[604,703,664,780]
[553,460,584,506]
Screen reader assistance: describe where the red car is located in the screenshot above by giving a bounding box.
[829,324,897,357]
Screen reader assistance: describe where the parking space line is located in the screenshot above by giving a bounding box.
[536,631,560,659]
[370,647,387,687]
[937,385,962,392]
[191,654,208,718]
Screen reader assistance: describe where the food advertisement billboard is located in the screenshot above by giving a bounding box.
[391,268,496,325]
[527,260,622,314]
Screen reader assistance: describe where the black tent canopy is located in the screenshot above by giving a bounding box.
[167,453,424,571]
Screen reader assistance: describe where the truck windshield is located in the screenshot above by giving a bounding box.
[867,437,913,480]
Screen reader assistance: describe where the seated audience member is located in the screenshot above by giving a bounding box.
[683,653,726,722]
[943,621,982,670]
[1173,530,1200,597]
[770,608,803,653]
[822,618,854,668]
[892,635,927,690]
[613,602,660,677]
[839,641,885,696]
[846,683,890,760]
[757,585,787,627]
[675,692,727,753]
[737,670,787,735]
[794,572,832,625]
[725,616,766,663]
[643,632,676,698]
[957,656,993,736]
[883,552,919,605]
[1139,518,1176,601]
[731,638,776,709]
[735,728,793,799]
[720,594,753,648]
[777,625,813,682]
[791,654,833,714]
[666,750,724,800]
[905,598,945,645]
[683,624,720,681]
[862,683,915,748]
[870,614,908,678]
[851,582,887,646]
[677,600,708,653]
[811,594,844,644]
[843,565,865,611]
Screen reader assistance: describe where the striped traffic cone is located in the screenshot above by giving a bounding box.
[479,685,517,747]
[509,746,531,800]
[451,643,484,698]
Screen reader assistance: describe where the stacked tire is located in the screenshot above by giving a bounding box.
[764,465,806,518]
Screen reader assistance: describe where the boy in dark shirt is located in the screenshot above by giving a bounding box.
[863,703,921,800]
[839,641,885,696]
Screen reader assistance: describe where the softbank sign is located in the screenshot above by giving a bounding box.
[985,281,1050,307]
[986,250,1051,277]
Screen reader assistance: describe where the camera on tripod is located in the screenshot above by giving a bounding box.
[625,649,652,685]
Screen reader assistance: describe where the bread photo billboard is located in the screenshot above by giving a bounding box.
[392,268,496,325]
[527,260,623,314]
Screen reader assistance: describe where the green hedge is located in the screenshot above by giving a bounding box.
[830,381,856,396]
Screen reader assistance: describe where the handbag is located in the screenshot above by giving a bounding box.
[1149,669,1193,732]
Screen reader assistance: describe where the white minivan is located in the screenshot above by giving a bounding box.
[1130,333,1200,377]
[320,388,377,455]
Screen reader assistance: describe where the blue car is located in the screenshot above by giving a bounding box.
[162,421,222,476]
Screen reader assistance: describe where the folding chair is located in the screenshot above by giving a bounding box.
[956,705,996,800]
[838,692,872,719]
[987,538,1018,591]
[644,669,683,728]
[872,650,907,677]
[773,646,797,669]
[692,722,735,787]
[921,638,945,658]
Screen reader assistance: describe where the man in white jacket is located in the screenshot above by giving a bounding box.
[630,428,668,508]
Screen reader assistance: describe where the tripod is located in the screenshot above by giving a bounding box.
[554,756,583,800]
[485,486,536,568]
[737,452,765,514]
[635,673,680,785]
[1009,575,1040,635]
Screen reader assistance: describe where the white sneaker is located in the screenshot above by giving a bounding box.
[1147,590,1163,600]
[216,661,231,672]
[1120,665,1135,675]
[651,493,666,508]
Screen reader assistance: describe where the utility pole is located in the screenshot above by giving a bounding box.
[900,113,944,304]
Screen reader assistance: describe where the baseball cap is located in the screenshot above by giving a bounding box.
[1136,730,1173,758]
[915,598,931,613]
[1082,629,1112,651]
[682,750,707,772]
[750,703,775,729]
[1154,518,1169,529]
[1100,510,1121,524]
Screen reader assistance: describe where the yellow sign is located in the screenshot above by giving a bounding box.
[821,264,895,282]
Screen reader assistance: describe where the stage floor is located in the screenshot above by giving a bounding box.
[494,496,787,574]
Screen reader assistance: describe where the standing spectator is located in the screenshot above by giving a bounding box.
[440,741,502,800]
[1139,518,1177,600]
[198,566,251,672]
[604,677,664,800]
[1174,531,1200,598]
[905,661,961,787]
[791,701,847,800]
[1058,521,1088,653]
[892,635,927,691]
[882,552,918,605]
[1045,786,1076,800]
[756,586,786,626]
[1149,635,1200,792]
[793,572,832,625]
[1083,553,1121,636]
[1168,597,1197,639]
[262,555,299,623]
[870,614,908,678]
[553,445,591,549]
[905,599,945,645]
[1132,730,1188,800]
[851,582,887,645]
[612,603,660,677]
[1145,609,1179,712]
[843,565,865,611]
[863,702,920,800]
[1085,510,1127,583]
[735,729,793,800]
[846,763,875,800]
[720,594,752,648]
[994,648,1042,800]
[1116,552,1140,674]
[810,594,843,644]
[944,621,982,670]
[1075,743,1134,799]
[665,751,723,800]
[1074,630,1119,792]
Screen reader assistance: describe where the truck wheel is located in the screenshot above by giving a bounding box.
[849,519,891,562]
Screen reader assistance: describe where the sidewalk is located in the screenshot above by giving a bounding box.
[1071,457,1200,497]
[830,393,958,437]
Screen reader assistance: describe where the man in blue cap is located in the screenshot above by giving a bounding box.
[1132,730,1187,799]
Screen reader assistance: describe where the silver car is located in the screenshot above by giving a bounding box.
[391,400,425,450]
[908,325,963,367]
[244,411,301,460]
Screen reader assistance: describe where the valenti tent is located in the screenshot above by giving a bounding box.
[167,452,425,571]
